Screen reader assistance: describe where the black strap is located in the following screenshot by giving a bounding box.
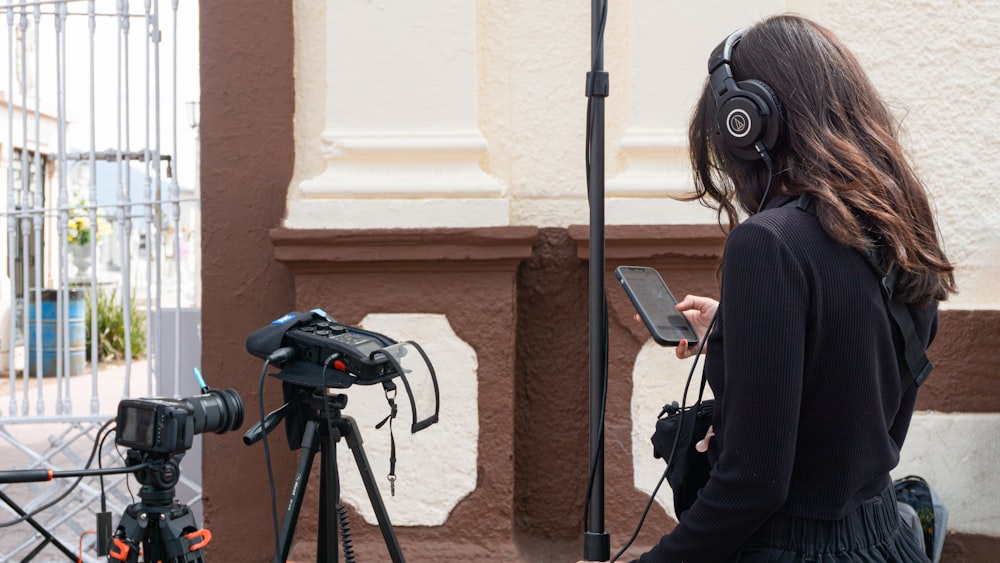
[787,194,931,389]
[376,383,399,496]
[863,247,933,388]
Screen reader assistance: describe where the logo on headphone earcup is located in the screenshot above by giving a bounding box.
[715,79,782,161]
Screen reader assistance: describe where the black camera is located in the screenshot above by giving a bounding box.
[115,389,245,455]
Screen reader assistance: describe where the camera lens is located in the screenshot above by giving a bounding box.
[187,388,245,435]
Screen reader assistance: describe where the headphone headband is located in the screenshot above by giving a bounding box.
[708,27,746,80]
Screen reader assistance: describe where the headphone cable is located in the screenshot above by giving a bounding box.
[610,312,718,561]
[755,142,776,214]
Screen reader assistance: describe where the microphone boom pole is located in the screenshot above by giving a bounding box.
[584,0,610,561]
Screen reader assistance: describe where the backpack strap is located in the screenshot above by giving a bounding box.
[863,247,933,388]
[786,193,932,388]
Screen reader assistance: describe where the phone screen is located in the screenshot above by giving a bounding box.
[615,266,698,345]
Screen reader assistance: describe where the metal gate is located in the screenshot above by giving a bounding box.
[0,1,200,561]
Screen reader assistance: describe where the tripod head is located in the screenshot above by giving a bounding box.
[243,383,357,451]
[126,449,185,493]
[110,450,212,563]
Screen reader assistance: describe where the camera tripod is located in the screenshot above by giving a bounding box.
[247,388,404,563]
[109,452,211,563]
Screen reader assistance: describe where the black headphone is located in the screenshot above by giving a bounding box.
[707,28,783,161]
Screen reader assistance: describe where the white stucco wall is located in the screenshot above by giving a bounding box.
[290,0,999,307]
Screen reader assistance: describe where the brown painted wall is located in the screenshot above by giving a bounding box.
[919,309,1000,413]
[200,1,1000,561]
[199,2,297,562]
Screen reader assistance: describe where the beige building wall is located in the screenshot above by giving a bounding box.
[286,0,998,543]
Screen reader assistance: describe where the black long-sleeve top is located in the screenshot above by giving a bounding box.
[638,194,939,562]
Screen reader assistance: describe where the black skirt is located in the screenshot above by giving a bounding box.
[731,484,930,562]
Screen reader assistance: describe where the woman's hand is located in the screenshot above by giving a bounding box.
[674,294,718,359]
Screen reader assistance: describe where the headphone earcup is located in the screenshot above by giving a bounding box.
[715,79,783,160]
[742,79,783,151]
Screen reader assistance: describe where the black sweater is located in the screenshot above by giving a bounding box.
[638,195,938,562]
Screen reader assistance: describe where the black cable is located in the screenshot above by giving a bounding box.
[662,314,717,470]
[0,417,116,528]
[610,312,719,560]
[320,352,375,562]
[755,142,776,214]
[320,353,345,560]
[337,502,356,563]
[589,0,609,86]
[97,423,117,514]
[321,353,337,434]
[113,441,136,503]
[257,357,282,562]
[612,469,669,563]
[582,296,609,529]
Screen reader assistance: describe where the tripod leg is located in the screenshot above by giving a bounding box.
[276,418,321,563]
[319,428,340,563]
[340,415,405,563]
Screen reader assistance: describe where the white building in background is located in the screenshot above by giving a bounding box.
[0,0,201,375]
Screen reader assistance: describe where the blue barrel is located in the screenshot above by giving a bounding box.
[25,289,86,378]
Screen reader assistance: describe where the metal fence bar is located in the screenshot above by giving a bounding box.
[5,1,16,415]
[150,0,162,400]
[55,0,70,416]
[142,0,154,398]
[116,0,133,402]
[31,0,44,418]
[86,0,98,415]
[18,5,30,418]
[169,0,179,396]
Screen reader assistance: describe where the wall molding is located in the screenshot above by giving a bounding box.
[270,225,538,273]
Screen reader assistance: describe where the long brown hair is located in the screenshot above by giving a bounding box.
[688,15,955,306]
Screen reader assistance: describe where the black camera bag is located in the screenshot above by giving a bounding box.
[651,397,714,516]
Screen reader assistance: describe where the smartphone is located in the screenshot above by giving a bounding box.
[614,265,699,346]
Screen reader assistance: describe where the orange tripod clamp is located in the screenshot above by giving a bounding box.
[185,528,213,551]
[108,537,133,561]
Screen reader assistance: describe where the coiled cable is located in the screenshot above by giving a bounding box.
[337,502,356,563]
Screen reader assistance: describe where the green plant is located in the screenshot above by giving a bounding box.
[84,289,147,361]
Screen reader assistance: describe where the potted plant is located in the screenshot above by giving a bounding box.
[66,210,111,276]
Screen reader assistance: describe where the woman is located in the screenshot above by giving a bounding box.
[592,14,955,563]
